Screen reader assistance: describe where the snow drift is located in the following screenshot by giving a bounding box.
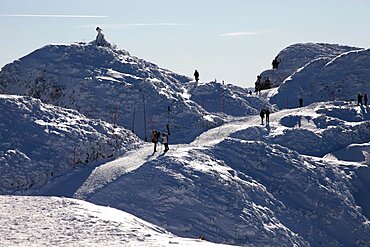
[0,195,234,247]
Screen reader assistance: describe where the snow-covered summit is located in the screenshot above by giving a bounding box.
[269,48,370,108]
[0,41,269,143]
[0,42,203,143]
[260,42,361,87]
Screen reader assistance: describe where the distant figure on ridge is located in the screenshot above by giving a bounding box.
[272,55,280,69]
[260,109,265,125]
[255,75,261,95]
[364,93,368,106]
[358,93,363,106]
[194,70,199,83]
[299,97,303,107]
[95,27,110,47]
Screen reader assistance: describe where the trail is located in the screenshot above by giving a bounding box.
[36,107,298,199]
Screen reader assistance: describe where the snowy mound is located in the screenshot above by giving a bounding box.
[0,196,233,247]
[324,143,370,163]
[0,95,141,193]
[260,43,361,87]
[0,42,219,143]
[269,48,370,108]
[186,81,270,117]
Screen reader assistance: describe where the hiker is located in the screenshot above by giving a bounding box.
[272,55,280,69]
[255,75,261,94]
[299,97,303,107]
[358,93,363,106]
[364,93,368,106]
[264,77,271,89]
[260,109,265,125]
[95,27,105,46]
[265,109,270,124]
[151,130,160,153]
[194,70,199,82]
[162,133,169,152]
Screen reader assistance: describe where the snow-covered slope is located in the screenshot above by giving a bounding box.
[269,48,370,108]
[34,101,370,247]
[0,94,141,193]
[260,43,361,87]
[0,196,234,247]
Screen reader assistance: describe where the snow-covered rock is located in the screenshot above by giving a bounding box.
[0,94,141,193]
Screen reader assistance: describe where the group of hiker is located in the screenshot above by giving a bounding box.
[358,93,368,106]
[259,108,271,125]
[255,75,272,93]
[151,130,169,154]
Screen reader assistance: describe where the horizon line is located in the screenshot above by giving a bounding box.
[0,14,109,18]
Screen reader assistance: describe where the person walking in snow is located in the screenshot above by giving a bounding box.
[299,97,304,107]
[364,93,368,106]
[194,70,200,83]
[151,130,161,153]
[272,56,280,69]
[358,93,363,106]
[255,75,261,95]
[265,109,270,125]
[259,109,265,125]
[162,133,169,153]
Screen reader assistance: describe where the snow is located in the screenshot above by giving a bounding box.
[0,196,234,247]
[1,41,370,246]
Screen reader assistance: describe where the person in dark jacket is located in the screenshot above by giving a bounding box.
[194,70,199,82]
[358,93,363,106]
[260,109,265,125]
[363,93,368,106]
[151,130,160,153]
[299,97,303,107]
[265,109,270,124]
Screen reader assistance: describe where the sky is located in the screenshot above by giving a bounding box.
[1,0,370,88]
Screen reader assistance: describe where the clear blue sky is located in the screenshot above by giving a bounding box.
[1,0,370,88]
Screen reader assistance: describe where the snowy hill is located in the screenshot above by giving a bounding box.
[0,94,141,193]
[0,42,264,143]
[0,196,234,247]
[1,40,370,246]
[269,48,370,108]
[259,43,361,88]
